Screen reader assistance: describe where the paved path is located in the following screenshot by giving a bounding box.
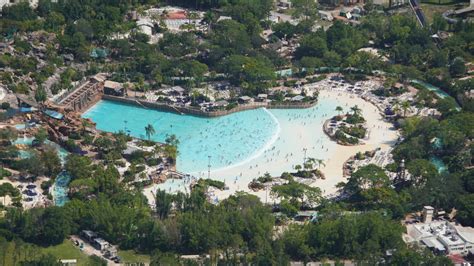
[0,86,5,101]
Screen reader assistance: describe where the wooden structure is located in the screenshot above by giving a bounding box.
[57,75,105,112]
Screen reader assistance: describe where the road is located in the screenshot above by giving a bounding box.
[69,235,121,266]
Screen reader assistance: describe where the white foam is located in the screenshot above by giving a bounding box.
[188,107,282,176]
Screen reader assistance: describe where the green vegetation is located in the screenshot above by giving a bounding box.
[340,124,367,139]
[334,130,359,145]
[144,124,155,141]
[272,177,322,216]
[199,178,226,190]
[0,238,105,266]
[0,0,472,263]
[40,240,95,265]
[0,168,12,179]
[117,250,150,264]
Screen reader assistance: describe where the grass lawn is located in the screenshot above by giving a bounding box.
[118,250,151,264]
[1,239,96,266]
[41,240,95,266]
[420,3,468,23]
[2,239,151,265]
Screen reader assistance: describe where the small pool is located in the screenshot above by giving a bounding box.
[14,122,36,130]
[44,109,64,120]
[430,156,448,174]
[13,136,34,145]
[15,124,26,130]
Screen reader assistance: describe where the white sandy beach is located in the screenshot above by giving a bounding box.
[144,89,399,206]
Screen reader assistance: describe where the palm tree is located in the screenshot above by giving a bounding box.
[190,89,199,104]
[335,106,343,116]
[305,157,316,170]
[350,105,362,117]
[203,11,218,32]
[401,101,411,117]
[392,100,401,115]
[315,159,325,169]
[294,164,302,172]
[165,134,180,147]
[145,124,155,140]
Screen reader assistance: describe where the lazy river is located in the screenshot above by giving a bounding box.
[14,137,71,206]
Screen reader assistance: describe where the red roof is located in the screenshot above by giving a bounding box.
[448,254,466,265]
[167,11,187,20]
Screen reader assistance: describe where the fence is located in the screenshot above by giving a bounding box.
[101,95,318,117]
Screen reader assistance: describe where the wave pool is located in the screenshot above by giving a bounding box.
[83,100,280,173]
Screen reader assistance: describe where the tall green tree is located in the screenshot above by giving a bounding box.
[145,124,156,141]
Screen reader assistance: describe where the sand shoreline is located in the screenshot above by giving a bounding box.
[144,89,399,205]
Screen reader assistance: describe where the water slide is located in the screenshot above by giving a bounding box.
[443,0,474,24]
[409,0,428,27]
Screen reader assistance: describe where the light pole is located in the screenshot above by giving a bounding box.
[303,148,308,165]
[265,185,269,205]
[208,155,211,179]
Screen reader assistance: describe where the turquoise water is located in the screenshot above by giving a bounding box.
[13,137,70,206]
[83,100,279,173]
[430,156,448,174]
[53,171,71,206]
[13,137,34,145]
[83,96,348,195]
[411,80,450,99]
[48,142,70,206]
[15,124,26,130]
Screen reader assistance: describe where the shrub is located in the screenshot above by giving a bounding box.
[1,102,10,110]
[0,167,12,179]
[146,157,162,166]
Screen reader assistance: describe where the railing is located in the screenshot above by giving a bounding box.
[409,0,427,27]
[101,95,318,117]
[55,77,88,104]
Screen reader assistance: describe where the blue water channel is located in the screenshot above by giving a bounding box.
[13,137,71,206]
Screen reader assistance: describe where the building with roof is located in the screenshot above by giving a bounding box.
[137,19,154,36]
[92,238,110,251]
[319,11,334,21]
[238,96,252,104]
[257,94,268,102]
[103,80,124,96]
[340,8,353,19]
[405,207,474,256]
[81,230,97,242]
